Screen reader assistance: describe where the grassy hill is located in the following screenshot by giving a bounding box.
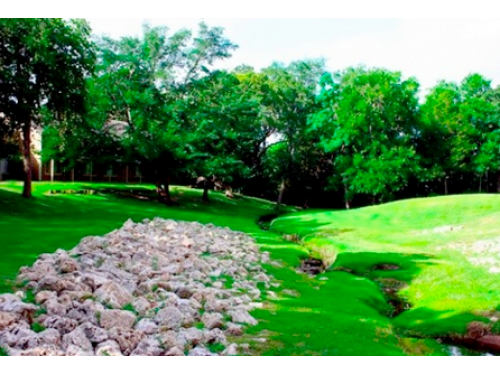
[272,194,500,344]
[3,182,498,355]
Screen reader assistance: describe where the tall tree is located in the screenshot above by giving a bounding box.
[85,23,237,204]
[311,67,420,207]
[0,18,94,197]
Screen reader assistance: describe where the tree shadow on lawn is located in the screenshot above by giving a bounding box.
[245,250,446,355]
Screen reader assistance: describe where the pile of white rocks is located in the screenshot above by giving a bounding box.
[0,218,272,356]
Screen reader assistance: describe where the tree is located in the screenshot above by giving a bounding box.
[419,74,500,194]
[0,18,94,197]
[84,23,237,204]
[259,60,327,207]
[178,70,258,202]
[310,67,420,207]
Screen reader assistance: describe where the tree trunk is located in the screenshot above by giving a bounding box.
[156,175,172,205]
[202,179,210,202]
[22,118,32,199]
[444,177,449,195]
[497,173,500,193]
[344,185,351,210]
[277,179,286,208]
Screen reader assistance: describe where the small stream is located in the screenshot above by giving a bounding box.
[259,212,497,356]
[447,345,493,356]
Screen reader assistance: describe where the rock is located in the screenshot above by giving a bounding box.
[467,321,491,339]
[131,297,151,316]
[226,323,244,336]
[62,327,93,352]
[43,316,78,335]
[66,344,94,356]
[478,335,500,351]
[95,340,123,356]
[0,312,17,330]
[44,298,67,316]
[99,309,137,330]
[201,312,224,330]
[1,325,39,349]
[165,346,185,356]
[108,327,144,356]
[35,290,57,305]
[37,275,67,293]
[0,218,271,356]
[0,294,38,319]
[37,328,61,347]
[182,327,204,346]
[135,319,158,334]
[157,331,179,350]
[175,287,193,299]
[188,346,214,356]
[221,343,238,356]
[14,345,65,356]
[79,322,109,344]
[94,281,133,309]
[130,337,163,356]
[59,258,78,274]
[203,328,227,345]
[228,308,258,326]
[155,306,183,329]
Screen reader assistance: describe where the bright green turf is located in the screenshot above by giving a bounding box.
[271,194,500,341]
[0,181,464,355]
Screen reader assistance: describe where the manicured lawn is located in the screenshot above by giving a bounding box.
[272,194,500,341]
[1,181,475,355]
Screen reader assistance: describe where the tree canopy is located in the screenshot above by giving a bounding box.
[4,19,500,208]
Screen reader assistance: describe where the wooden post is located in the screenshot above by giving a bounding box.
[50,159,54,182]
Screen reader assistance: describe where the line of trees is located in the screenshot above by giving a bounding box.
[2,19,500,208]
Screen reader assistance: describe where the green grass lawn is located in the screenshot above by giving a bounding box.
[271,194,500,342]
[2,181,489,355]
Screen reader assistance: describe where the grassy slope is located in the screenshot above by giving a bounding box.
[272,194,500,339]
[0,181,423,355]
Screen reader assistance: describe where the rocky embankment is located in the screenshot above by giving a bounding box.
[0,218,272,356]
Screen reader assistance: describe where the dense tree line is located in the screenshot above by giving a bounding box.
[3,19,500,208]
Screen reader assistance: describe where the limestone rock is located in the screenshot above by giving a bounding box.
[165,346,185,356]
[37,328,61,347]
[228,308,258,326]
[130,337,163,356]
[135,319,158,334]
[96,340,123,356]
[188,346,214,356]
[94,281,133,309]
[79,322,109,344]
[108,327,144,356]
[0,312,17,330]
[221,343,238,356]
[62,327,93,352]
[155,306,183,329]
[99,309,136,330]
[201,312,224,330]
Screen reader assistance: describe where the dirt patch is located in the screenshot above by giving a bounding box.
[378,278,410,318]
[299,258,325,275]
[373,264,400,271]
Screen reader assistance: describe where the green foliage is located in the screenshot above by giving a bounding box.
[0,18,95,196]
[311,67,420,204]
[31,322,45,333]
